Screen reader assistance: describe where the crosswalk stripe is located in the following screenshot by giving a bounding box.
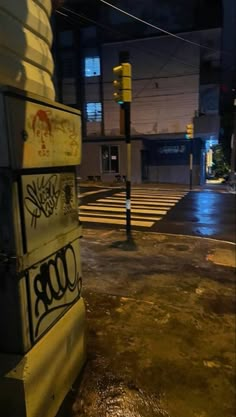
[79,216,154,227]
[103,195,181,202]
[117,189,186,193]
[96,198,175,206]
[79,189,109,197]
[87,202,171,210]
[79,189,187,228]
[116,192,186,198]
[130,189,187,194]
[117,187,188,195]
[80,205,167,215]
[79,211,162,221]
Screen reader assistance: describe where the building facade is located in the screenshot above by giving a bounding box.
[54,4,223,184]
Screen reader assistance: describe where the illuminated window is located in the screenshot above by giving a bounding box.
[85,57,100,77]
[86,102,102,122]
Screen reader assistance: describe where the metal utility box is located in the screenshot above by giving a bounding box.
[0,87,84,353]
[0,90,81,169]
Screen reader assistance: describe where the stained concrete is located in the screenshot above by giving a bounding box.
[57,229,236,417]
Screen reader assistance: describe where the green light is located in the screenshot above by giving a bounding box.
[118,100,124,104]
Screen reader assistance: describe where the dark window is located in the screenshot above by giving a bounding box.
[59,31,73,47]
[61,51,75,77]
[101,145,119,173]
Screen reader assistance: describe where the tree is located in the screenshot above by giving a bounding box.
[212,144,230,178]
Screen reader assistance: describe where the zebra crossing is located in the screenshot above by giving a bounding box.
[79,188,188,229]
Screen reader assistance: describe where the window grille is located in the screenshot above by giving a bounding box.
[86,102,102,122]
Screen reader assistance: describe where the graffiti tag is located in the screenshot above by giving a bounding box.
[24,175,60,228]
[31,244,81,337]
[32,109,52,157]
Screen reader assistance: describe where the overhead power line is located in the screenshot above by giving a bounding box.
[57,6,202,100]
[58,7,197,70]
[99,0,224,55]
[61,6,108,29]
[56,10,68,17]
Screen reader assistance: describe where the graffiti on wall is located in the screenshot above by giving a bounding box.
[6,97,81,168]
[24,104,81,164]
[24,174,60,228]
[32,109,52,157]
[31,109,80,158]
[61,175,75,215]
[24,240,82,340]
[22,172,78,253]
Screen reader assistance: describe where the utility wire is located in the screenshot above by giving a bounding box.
[59,7,197,70]
[134,41,184,98]
[56,10,68,17]
[57,7,201,100]
[62,6,112,31]
[99,0,226,55]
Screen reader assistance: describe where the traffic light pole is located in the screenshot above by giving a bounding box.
[114,52,132,239]
[189,140,193,190]
[230,104,236,180]
[123,102,131,238]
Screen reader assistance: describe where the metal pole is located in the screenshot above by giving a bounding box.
[123,101,131,237]
[230,106,236,180]
[189,140,193,190]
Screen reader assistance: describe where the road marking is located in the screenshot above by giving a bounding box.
[104,195,182,202]
[79,189,187,228]
[80,205,167,215]
[116,192,186,198]
[132,187,188,190]
[87,202,171,211]
[131,188,188,193]
[87,202,171,210]
[79,189,109,197]
[79,216,154,227]
[96,198,175,206]
[79,211,162,221]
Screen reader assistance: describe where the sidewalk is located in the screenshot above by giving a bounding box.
[57,229,236,417]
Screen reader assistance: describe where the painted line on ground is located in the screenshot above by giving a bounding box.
[79,211,162,221]
[90,202,172,210]
[97,198,175,206]
[79,216,154,227]
[104,195,182,202]
[79,189,109,197]
[131,189,188,194]
[130,194,185,199]
[80,205,167,215]
[116,192,186,198]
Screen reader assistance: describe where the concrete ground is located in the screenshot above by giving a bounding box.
[57,228,236,417]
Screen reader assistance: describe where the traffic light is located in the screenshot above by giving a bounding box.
[113,63,132,104]
[186,123,194,139]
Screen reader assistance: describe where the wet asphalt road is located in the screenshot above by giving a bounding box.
[55,184,236,417]
[79,186,236,242]
[154,191,235,242]
[57,229,236,417]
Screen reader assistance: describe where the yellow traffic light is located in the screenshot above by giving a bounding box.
[186,123,194,139]
[113,63,132,104]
